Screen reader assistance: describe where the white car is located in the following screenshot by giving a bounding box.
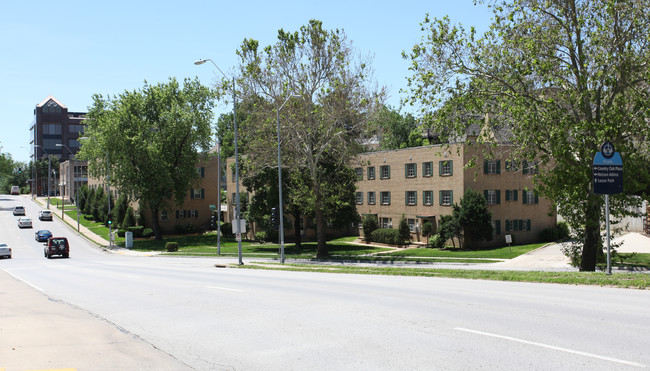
[0,243,11,259]
[39,210,53,221]
[17,217,33,228]
[13,206,25,216]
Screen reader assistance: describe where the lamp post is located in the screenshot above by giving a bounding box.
[216,137,222,255]
[276,94,299,264]
[35,145,52,209]
[56,144,77,229]
[195,58,243,265]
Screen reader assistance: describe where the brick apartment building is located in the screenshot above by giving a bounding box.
[353,143,557,247]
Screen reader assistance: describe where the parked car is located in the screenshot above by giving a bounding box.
[0,243,11,259]
[39,210,53,221]
[44,237,69,259]
[35,230,53,242]
[13,206,25,216]
[17,217,33,228]
[11,186,20,195]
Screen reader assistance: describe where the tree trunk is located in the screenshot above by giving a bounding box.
[291,209,302,249]
[314,184,328,258]
[580,194,602,271]
[150,206,163,241]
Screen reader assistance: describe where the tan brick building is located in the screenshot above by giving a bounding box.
[353,143,557,247]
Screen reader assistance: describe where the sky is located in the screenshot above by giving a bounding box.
[0,0,494,164]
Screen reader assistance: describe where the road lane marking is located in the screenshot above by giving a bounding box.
[454,327,646,368]
[206,285,242,292]
[5,271,45,292]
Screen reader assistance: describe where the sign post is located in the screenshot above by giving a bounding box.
[593,141,623,275]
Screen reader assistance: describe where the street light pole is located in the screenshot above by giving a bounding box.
[56,144,76,228]
[276,94,299,264]
[216,137,222,255]
[195,58,243,265]
[35,145,52,209]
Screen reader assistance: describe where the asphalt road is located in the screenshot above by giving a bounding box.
[2,195,650,370]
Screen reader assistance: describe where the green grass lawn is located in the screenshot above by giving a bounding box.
[378,243,546,259]
[60,209,125,245]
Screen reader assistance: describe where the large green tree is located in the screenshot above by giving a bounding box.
[230,19,384,257]
[78,78,215,240]
[404,0,650,271]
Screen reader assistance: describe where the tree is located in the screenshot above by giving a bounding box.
[398,215,411,244]
[458,188,493,247]
[362,214,379,242]
[438,213,462,248]
[404,1,650,270]
[421,222,434,246]
[115,193,129,228]
[78,78,215,240]
[232,20,384,257]
[374,106,428,150]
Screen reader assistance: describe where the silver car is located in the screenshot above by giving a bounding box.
[17,217,33,228]
[39,210,53,221]
[13,206,25,216]
[0,243,11,259]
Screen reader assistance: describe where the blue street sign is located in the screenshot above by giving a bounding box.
[593,142,623,194]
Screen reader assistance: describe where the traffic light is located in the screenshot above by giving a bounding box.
[17,167,22,174]
[210,214,217,229]
[107,213,112,225]
[271,207,279,230]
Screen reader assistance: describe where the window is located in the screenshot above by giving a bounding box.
[380,165,391,179]
[405,163,417,178]
[368,192,376,205]
[505,190,519,201]
[161,210,168,222]
[356,192,363,205]
[408,219,416,233]
[439,160,453,176]
[380,191,391,205]
[197,167,205,178]
[505,160,519,172]
[523,190,539,204]
[367,166,375,180]
[380,217,392,229]
[423,191,433,205]
[423,162,433,177]
[439,190,453,206]
[189,209,198,218]
[191,188,204,199]
[484,190,500,205]
[68,139,80,148]
[506,219,531,232]
[405,191,417,205]
[43,123,62,135]
[484,160,501,174]
[176,210,185,219]
[523,160,539,175]
[69,124,84,134]
[43,100,62,114]
[231,167,236,182]
[355,167,363,180]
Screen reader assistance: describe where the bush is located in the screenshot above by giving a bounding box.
[165,242,179,252]
[185,224,196,234]
[128,226,144,238]
[222,222,234,237]
[362,214,379,242]
[429,234,446,249]
[142,228,154,238]
[539,222,571,242]
[557,221,570,239]
[398,215,411,243]
[122,207,135,230]
[84,215,94,221]
[370,228,402,245]
[255,231,267,242]
[117,230,126,238]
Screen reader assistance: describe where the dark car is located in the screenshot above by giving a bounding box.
[44,237,69,259]
[35,230,53,242]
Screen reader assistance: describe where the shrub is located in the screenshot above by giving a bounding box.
[255,231,267,242]
[122,207,135,230]
[429,234,446,249]
[174,225,186,235]
[371,228,402,245]
[84,215,94,221]
[398,215,411,243]
[165,242,179,252]
[185,224,196,234]
[128,226,144,238]
[539,222,571,242]
[117,230,126,238]
[142,228,154,238]
[222,222,234,237]
[421,222,434,242]
[556,221,570,240]
[362,214,379,242]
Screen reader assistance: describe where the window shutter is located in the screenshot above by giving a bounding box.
[484,190,489,201]
[449,161,453,175]
[201,167,205,178]
[514,190,518,201]
[484,160,488,174]
[387,166,391,179]
[496,220,501,235]
[527,219,531,231]
[535,194,539,204]
[405,164,408,178]
[496,160,501,174]
[405,191,408,205]
[450,191,453,204]
[505,219,510,232]
[201,188,205,199]
[439,191,443,205]
[505,190,511,201]
[388,192,391,204]
[522,191,527,204]
[176,210,179,219]
[496,190,501,204]
[414,192,417,205]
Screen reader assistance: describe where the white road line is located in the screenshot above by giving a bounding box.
[454,327,646,368]
[206,285,243,292]
[5,271,45,292]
